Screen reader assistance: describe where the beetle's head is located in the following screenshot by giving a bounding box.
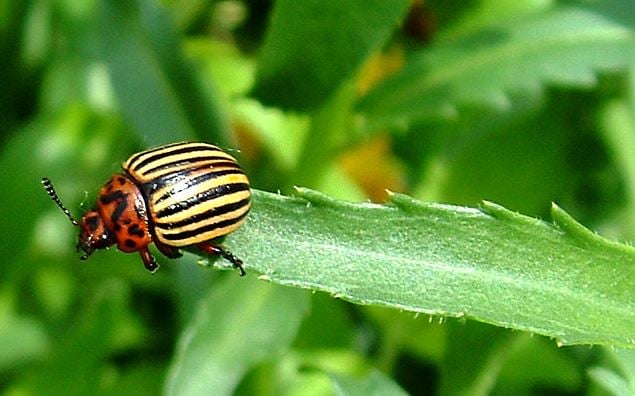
[41,178,114,260]
[77,210,115,259]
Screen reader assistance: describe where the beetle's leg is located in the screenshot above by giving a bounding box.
[139,248,159,273]
[155,241,183,259]
[197,242,246,276]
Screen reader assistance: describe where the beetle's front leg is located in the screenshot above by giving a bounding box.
[139,247,159,273]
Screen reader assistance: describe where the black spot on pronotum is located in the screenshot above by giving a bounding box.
[100,190,126,204]
[124,239,137,249]
[104,179,114,192]
[128,223,144,238]
[100,190,129,224]
[117,176,126,186]
[112,199,129,223]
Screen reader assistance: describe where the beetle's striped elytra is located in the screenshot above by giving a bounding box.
[42,142,251,275]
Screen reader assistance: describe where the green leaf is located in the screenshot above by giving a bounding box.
[494,336,581,393]
[589,348,635,395]
[0,312,49,371]
[357,1,635,128]
[99,0,228,145]
[588,367,632,396]
[438,322,517,396]
[278,370,334,396]
[422,109,569,213]
[614,349,635,384]
[330,370,409,396]
[165,276,308,396]
[252,0,410,111]
[599,98,635,234]
[25,280,140,394]
[295,293,357,350]
[213,189,635,349]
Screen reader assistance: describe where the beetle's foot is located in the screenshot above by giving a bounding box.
[198,242,246,276]
[140,249,159,273]
[145,260,159,273]
[222,250,246,277]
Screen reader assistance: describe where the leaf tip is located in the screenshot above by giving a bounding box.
[550,203,635,257]
[293,186,337,207]
[388,190,422,212]
[479,200,510,219]
[550,202,598,245]
[258,274,272,282]
[292,185,307,195]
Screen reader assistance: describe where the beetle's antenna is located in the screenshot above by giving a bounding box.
[41,177,79,226]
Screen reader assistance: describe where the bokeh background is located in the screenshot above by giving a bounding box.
[1,0,634,395]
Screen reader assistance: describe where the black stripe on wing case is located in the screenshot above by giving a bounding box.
[129,143,222,171]
[155,182,250,218]
[153,167,246,204]
[155,197,250,229]
[126,142,190,169]
[160,210,250,241]
[139,155,238,176]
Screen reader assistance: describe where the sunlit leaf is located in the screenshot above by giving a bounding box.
[209,189,635,348]
[358,1,635,128]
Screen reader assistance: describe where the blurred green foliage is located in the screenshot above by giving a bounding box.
[1,0,635,395]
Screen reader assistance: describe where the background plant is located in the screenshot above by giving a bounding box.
[1,0,634,395]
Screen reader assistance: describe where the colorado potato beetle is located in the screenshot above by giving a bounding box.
[42,142,251,274]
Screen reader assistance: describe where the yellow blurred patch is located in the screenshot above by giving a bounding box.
[232,119,261,163]
[339,136,406,202]
[357,47,405,96]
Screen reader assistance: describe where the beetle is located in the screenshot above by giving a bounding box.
[41,141,251,275]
